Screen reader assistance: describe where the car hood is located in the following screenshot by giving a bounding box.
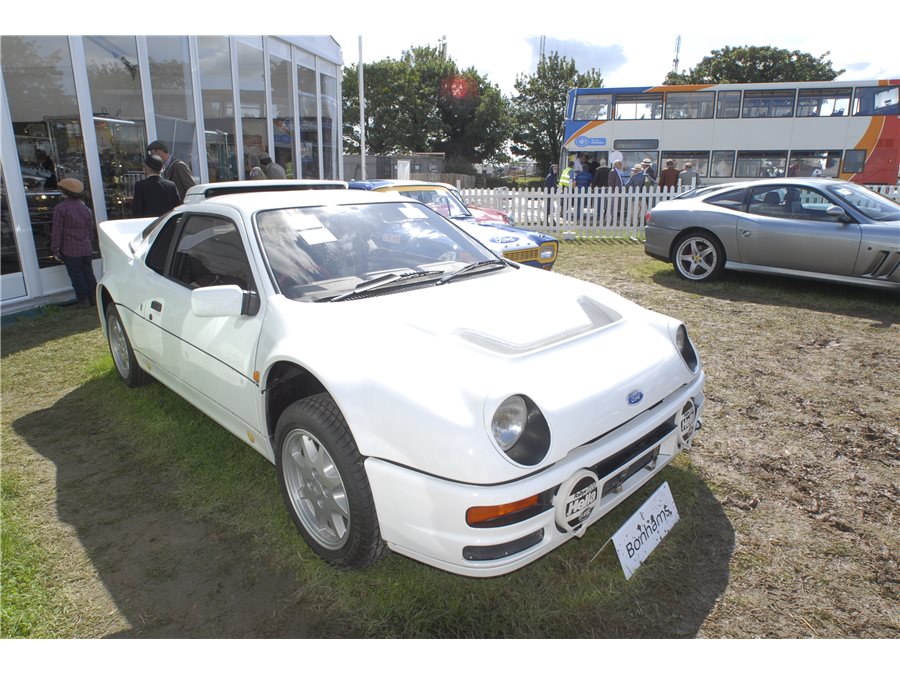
[454,219,556,249]
[263,267,697,483]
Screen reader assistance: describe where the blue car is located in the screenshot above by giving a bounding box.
[349,180,559,269]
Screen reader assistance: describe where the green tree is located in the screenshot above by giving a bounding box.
[510,52,603,173]
[342,45,512,166]
[664,45,845,84]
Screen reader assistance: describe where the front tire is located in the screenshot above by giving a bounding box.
[105,303,149,387]
[275,394,387,569]
[672,232,725,282]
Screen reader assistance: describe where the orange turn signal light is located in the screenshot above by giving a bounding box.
[466,495,540,527]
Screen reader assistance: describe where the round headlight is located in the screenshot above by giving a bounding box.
[491,395,552,466]
[492,395,527,451]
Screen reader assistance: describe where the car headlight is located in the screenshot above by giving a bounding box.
[675,324,700,372]
[539,242,557,260]
[491,395,551,466]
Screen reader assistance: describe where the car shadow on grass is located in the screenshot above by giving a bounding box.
[14,372,735,638]
[1,305,101,358]
[651,269,900,327]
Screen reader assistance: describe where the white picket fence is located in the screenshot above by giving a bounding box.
[460,184,900,239]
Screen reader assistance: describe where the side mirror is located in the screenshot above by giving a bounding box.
[825,205,850,222]
[192,285,247,317]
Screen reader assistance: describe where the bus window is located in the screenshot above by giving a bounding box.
[742,90,795,118]
[710,151,735,178]
[573,93,611,121]
[614,93,663,120]
[664,91,715,119]
[716,91,741,119]
[736,151,788,178]
[842,149,866,173]
[797,88,851,117]
[661,151,710,176]
[787,151,841,177]
[852,85,899,116]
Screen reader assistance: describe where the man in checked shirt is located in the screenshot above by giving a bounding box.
[51,178,97,308]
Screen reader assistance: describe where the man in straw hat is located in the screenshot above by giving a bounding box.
[51,178,97,308]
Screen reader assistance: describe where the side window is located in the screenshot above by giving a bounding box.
[788,188,841,221]
[145,214,182,275]
[168,215,255,290]
[705,188,747,212]
[748,187,787,217]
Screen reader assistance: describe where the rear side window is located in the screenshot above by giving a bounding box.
[705,188,747,211]
[145,214,182,274]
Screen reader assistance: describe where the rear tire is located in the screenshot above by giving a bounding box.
[275,394,387,569]
[672,232,725,282]
[105,304,149,387]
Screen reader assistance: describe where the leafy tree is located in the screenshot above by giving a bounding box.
[510,52,603,174]
[664,45,845,84]
[343,45,512,165]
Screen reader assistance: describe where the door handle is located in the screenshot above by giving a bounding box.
[740,229,752,237]
[151,300,163,311]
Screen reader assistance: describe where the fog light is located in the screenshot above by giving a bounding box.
[677,398,698,447]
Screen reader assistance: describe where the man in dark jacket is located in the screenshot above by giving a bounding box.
[133,154,181,217]
[146,139,196,202]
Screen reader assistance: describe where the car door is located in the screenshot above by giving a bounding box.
[736,185,862,276]
[145,211,266,434]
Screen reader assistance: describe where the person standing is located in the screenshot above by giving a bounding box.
[591,160,611,188]
[132,154,180,218]
[260,153,287,179]
[544,164,559,220]
[146,140,196,203]
[641,158,658,183]
[607,160,625,188]
[679,162,701,188]
[51,178,97,308]
[659,159,680,190]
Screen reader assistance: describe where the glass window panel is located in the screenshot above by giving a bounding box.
[1,171,23,273]
[147,36,198,186]
[320,68,338,180]
[197,36,237,182]
[664,92,715,119]
[742,90,795,118]
[297,59,318,178]
[270,54,295,178]
[852,85,899,116]
[573,94,611,120]
[170,215,253,290]
[796,88,851,117]
[716,91,741,118]
[618,151,659,171]
[842,149,866,173]
[660,151,710,176]
[2,36,94,268]
[710,151,735,177]
[735,151,788,177]
[614,94,663,120]
[787,150,842,177]
[237,41,267,176]
[84,36,148,220]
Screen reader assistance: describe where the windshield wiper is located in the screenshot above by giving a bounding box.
[329,270,434,302]
[436,258,514,286]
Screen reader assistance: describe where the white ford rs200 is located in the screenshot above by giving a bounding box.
[96,187,704,577]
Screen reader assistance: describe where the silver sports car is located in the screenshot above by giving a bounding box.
[644,178,900,291]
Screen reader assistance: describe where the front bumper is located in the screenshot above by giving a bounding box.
[365,373,704,577]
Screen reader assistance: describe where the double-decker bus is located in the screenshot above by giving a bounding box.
[562,80,899,185]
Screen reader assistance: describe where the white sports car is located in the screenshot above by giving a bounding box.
[96,188,705,577]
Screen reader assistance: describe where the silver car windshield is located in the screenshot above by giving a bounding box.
[827,184,900,222]
[255,202,494,302]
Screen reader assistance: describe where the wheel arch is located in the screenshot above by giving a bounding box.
[264,361,328,441]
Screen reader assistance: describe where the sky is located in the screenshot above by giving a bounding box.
[330,1,898,94]
[7,1,897,95]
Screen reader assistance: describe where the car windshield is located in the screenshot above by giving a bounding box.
[255,201,496,302]
[827,184,900,222]
[381,187,473,219]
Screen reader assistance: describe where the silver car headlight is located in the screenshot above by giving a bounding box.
[539,242,557,260]
[491,395,551,466]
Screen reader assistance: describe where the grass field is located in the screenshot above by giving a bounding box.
[2,241,898,638]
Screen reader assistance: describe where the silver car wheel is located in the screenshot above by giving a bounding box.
[675,236,720,281]
[281,428,350,550]
[108,315,132,379]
